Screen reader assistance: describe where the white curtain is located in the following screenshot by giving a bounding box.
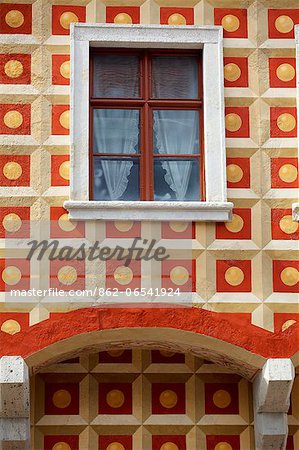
[93,109,139,200]
[154,110,198,201]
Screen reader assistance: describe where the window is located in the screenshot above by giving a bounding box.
[90,50,203,202]
[64,24,233,221]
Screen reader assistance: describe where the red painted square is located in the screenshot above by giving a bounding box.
[269,58,296,88]
[216,208,251,240]
[52,105,70,135]
[45,382,79,415]
[50,207,85,239]
[0,104,30,135]
[0,312,29,334]
[44,436,79,450]
[271,209,299,240]
[205,383,239,414]
[225,107,250,138]
[214,8,247,38]
[106,7,140,24]
[161,222,194,239]
[224,57,248,87]
[51,155,70,186]
[52,5,86,35]
[286,436,294,450]
[152,383,185,414]
[151,350,185,364]
[99,383,132,414]
[99,436,132,450]
[99,350,132,364]
[152,436,186,450]
[106,260,141,290]
[0,54,31,84]
[0,4,32,34]
[268,9,299,39]
[160,8,194,25]
[216,260,251,293]
[106,221,141,238]
[271,158,299,189]
[0,207,30,238]
[273,260,299,293]
[50,260,85,291]
[0,259,30,292]
[270,107,297,138]
[226,158,250,189]
[206,435,240,450]
[0,155,30,187]
[162,259,195,292]
[52,55,70,85]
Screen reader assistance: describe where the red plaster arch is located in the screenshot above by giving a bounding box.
[1,307,298,379]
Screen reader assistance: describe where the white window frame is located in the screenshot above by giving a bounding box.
[64,23,233,222]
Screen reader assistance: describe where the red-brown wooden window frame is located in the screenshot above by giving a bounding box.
[89,48,204,201]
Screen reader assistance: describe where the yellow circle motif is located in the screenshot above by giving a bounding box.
[280,267,299,287]
[221,14,240,32]
[224,63,241,82]
[113,266,133,285]
[282,320,297,332]
[3,162,22,180]
[225,113,242,132]
[278,164,297,183]
[159,389,178,409]
[1,320,21,335]
[2,213,22,233]
[59,160,70,181]
[106,443,125,450]
[225,266,244,286]
[213,389,232,408]
[160,443,179,450]
[4,60,24,78]
[2,266,22,286]
[52,389,72,409]
[276,63,295,82]
[279,215,298,235]
[168,13,187,26]
[114,13,133,24]
[52,442,71,450]
[58,213,77,232]
[3,111,23,129]
[225,214,244,233]
[60,12,79,30]
[114,220,134,232]
[275,15,294,34]
[277,113,296,132]
[57,266,77,285]
[107,350,124,357]
[60,61,70,79]
[169,221,188,233]
[106,389,125,408]
[5,10,24,28]
[214,443,233,450]
[226,164,243,183]
[59,110,70,130]
[170,266,189,286]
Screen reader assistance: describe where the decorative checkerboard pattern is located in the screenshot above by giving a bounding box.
[31,349,257,450]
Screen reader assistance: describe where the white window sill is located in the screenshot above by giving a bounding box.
[64,200,233,222]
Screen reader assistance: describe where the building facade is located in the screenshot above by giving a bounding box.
[0,1,298,449]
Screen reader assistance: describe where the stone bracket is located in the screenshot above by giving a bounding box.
[0,357,30,450]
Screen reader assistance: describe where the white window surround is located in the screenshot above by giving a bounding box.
[64,23,233,222]
[292,26,299,221]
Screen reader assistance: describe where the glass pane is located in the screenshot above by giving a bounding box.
[93,157,140,201]
[93,109,140,154]
[153,110,199,155]
[154,158,200,201]
[152,56,198,99]
[93,55,139,98]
